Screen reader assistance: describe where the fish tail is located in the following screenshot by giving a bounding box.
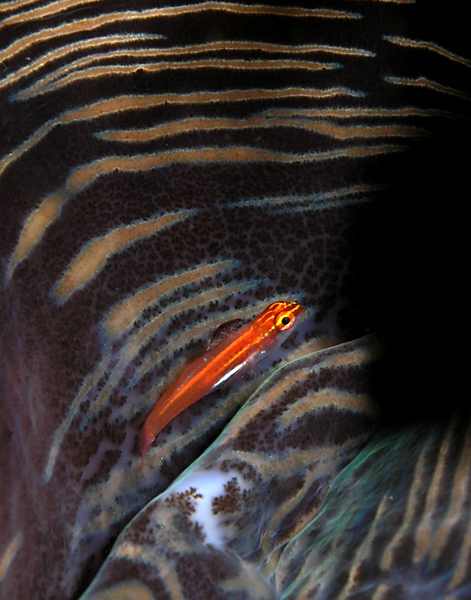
[138,421,154,464]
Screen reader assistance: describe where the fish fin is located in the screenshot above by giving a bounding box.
[206,318,245,350]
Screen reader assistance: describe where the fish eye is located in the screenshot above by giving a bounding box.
[275,309,295,331]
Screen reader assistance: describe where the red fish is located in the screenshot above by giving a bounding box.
[139,301,305,462]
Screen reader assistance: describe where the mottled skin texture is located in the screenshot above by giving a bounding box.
[0,1,469,599]
[277,413,471,600]
[82,336,382,600]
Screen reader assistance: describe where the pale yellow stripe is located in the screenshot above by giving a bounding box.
[386,76,471,100]
[19,59,340,99]
[222,337,379,444]
[413,418,457,563]
[222,440,349,486]
[224,184,383,212]
[44,281,251,481]
[99,116,424,144]
[44,353,112,481]
[0,0,91,19]
[448,502,471,588]
[0,11,152,62]
[265,186,384,213]
[279,389,377,430]
[371,584,395,600]
[0,34,163,91]
[289,120,423,139]
[5,181,189,284]
[52,211,193,304]
[113,542,186,599]
[87,580,155,600]
[6,140,394,281]
[64,87,363,120]
[0,0,41,13]
[71,465,142,549]
[431,419,471,559]
[117,282,253,378]
[385,36,471,68]
[0,87,363,178]
[339,495,392,600]
[4,39,372,94]
[103,260,237,338]
[99,116,273,143]
[150,40,373,56]
[259,372,378,566]
[261,451,350,574]
[84,281,253,424]
[320,339,382,370]
[185,3,361,19]
[221,368,309,442]
[1,2,361,30]
[220,563,274,599]
[277,561,317,600]
[67,141,398,174]
[0,532,23,582]
[0,3,360,62]
[381,433,434,569]
[287,331,353,362]
[266,106,458,119]
[6,192,66,281]
[221,185,385,216]
[262,403,377,566]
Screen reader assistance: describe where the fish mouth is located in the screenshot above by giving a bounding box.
[292,303,305,317]
[287,301,306,322]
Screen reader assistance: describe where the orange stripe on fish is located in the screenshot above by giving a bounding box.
[138,301,305,464]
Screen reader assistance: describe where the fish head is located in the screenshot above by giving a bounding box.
[254,300,306,353]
